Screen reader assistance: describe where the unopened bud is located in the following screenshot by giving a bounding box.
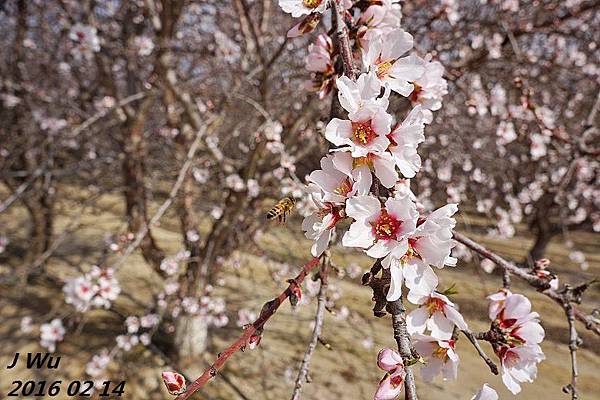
[289,284,302,307]
[247,333,262,350]
[161,371,186,396]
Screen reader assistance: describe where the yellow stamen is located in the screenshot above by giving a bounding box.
[303,0,323,8]
[377,59,395,78]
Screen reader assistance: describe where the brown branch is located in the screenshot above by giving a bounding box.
[562,304,580,399]
[290,254,330,400]
[176,256,321,400]
[454,232,600,337]
[453,232,549,290]
[387,298,419,400]
[330,0,357,79]
[460,329,499,375]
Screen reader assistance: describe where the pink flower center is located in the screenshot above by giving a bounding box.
[303,0,323,8]
[410,83,423,103]
[390,373,404,387]
[372,210,401,241]
[426,297,446,315]
[352,121,376,145]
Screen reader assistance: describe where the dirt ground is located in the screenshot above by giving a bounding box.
[0,190,599,399]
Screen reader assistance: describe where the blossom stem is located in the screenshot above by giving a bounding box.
[330,0,357,79]
[387,298,418,400]
[563,304,580,400]
[175,256,321,400]
[460,330,499,375]
[290,253,330,400]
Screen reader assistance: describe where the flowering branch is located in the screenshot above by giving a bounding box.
[454,232,600,336]
[290,254,330,400]
[175,256,321,400]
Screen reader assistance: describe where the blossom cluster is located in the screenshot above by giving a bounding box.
[290,0,455,311]
[68,23,100,60]
[63,266,121,312]
[40,319,66,352]
[277,1,548,399]
[488,289,546,394]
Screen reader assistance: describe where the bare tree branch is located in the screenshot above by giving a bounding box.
[290,254,330,400]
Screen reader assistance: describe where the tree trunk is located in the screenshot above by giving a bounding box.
[526,217,558,266]
[528,229,555,263]
[174,314,209,362]
[121,101,165,272]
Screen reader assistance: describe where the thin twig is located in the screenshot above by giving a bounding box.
[460,329,499,375]
[176,257,321,400]
[454,232,549,290]
[290,254,330,400]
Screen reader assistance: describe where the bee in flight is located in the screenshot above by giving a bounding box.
[266,195,296,223]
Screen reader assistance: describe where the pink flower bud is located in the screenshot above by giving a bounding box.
[374,368,406,400]
[162,371,186,395]
[377,348,403,372]
[247,333,262,350]
[289,284,302,307]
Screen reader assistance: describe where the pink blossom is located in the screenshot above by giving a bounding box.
[116,334,139,351]
[279,0,327,18]
[86,350,111,378]
[409,56,448,123]
[413,333,459,382]
[20,316,33,333]
[342,194,419,301]
[499,343,545,394]
[471,384,498,400]
[237,308,257,327]
[40,319,66,352]
[303,33,335,94]
[487,288,512,320]
[377,348,403,371]
[325,106,392,159]
[63,267,120,312]
[358,0,403,49]
[387,105,426,178]
[302,185,344,256]
[374,348,406,400]
[363,29,424,96]
[336,72,389,119]
[69,24,100,59]
[406,292,468,340]
[309,154,368,204]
